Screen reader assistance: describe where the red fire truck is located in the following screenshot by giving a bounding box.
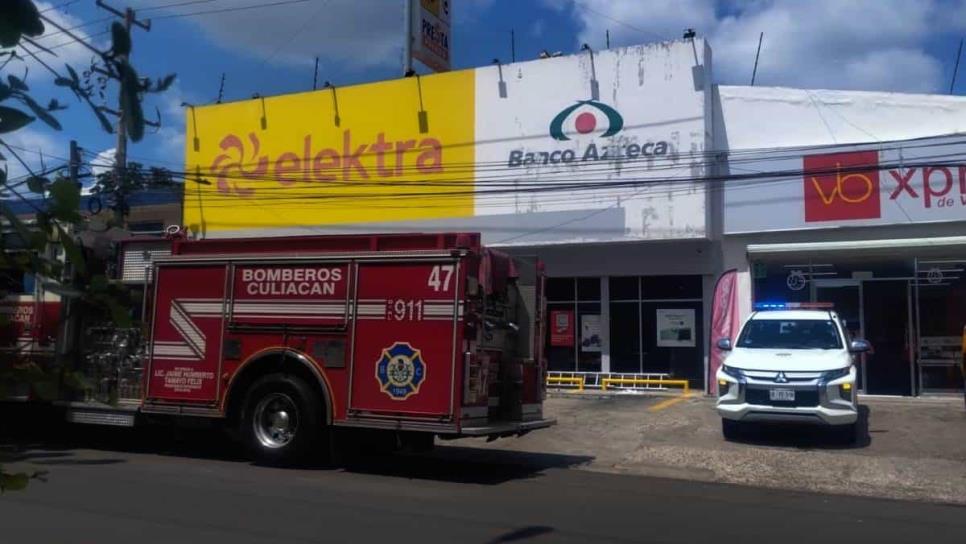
[70,232,553,464]
[0,289,60,401]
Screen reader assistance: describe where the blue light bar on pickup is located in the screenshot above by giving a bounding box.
[754,302,835,311]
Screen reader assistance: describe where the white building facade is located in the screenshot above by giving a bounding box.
[181,39,966,394]
[719,88,966,395]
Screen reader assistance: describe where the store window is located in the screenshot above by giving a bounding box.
[128,221,165,233]
[751,256,965,395]
[608,276,704,383]
[751,261,813,304]
[546,277,601,372]
[916,258,966,392]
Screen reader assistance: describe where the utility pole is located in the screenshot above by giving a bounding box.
[403,0,414,76]
[751,32,764,86]
[55,140,83,385]
[951,38,964,95]
[313,57,319,90]
[69,140,81,191]
[96,0,150,227]
[510,29,515,62]
[216,72,226,103]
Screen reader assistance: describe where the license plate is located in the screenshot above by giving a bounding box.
[769,389,795,402]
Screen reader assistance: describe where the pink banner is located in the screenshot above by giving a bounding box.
[708,269,739,394]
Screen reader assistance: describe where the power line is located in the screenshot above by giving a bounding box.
[160,152,966,206]
[39,1,81,14]
[152,0,314,21]
[577,4,669,44]
[44,29,110,52]
[256,0,329,68]
[2,143,72,164]
[32,16,113,44]
[90,132,966,180]
[140,0,219,12]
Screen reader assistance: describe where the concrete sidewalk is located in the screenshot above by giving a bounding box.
[460,394,966,505]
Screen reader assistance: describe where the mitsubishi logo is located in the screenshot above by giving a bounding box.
[775,372,789,383]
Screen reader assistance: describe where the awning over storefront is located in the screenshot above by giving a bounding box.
[747,236,966,258]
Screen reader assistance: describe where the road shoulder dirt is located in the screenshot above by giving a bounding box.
[460,394,966,505]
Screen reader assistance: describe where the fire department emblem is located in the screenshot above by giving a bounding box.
[375,342,426,400]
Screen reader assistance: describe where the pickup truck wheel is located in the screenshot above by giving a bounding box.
[833,422,858,446]
[241,374,325,466]
[721,418,742,441]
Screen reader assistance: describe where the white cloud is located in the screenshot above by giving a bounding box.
[562,0,956,94]
[138,0,407,70]
[147,82,188,164]
[86,147,116,194]
[134,0,493,72]
[19,2,106,80]
[89,148,115,177]
[572,0,716,47]
[1,127,63,181]
[941,0,966,31]
[531,19,546,38]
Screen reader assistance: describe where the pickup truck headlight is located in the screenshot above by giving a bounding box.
[823,367,851,383]
[721,365,742,379]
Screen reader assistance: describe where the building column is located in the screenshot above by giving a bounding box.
[600,275,611,374]
[722,237,754,321]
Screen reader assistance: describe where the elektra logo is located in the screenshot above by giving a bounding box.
[506,99,669,169]
[210,132,444,198]
[803,151,882,222]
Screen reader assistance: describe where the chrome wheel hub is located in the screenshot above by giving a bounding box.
[253,393,299,449]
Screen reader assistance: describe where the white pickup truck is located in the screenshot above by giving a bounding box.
[715,306,870,443]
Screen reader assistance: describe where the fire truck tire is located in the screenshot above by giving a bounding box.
[241,373,326,466]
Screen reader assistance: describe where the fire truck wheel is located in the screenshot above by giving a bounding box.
[241,373,325,466]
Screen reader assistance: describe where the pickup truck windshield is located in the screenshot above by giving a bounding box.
[737,319,843,350]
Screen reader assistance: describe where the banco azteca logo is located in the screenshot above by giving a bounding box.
[803,150,882,222]
[549,100,624,141]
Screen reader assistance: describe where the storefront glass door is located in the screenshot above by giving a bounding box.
[915,258,966,393]
[753,256,924,395]
[814,280,865,392]
[863,280,914,396]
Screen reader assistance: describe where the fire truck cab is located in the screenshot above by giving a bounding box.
[134,232,552,464]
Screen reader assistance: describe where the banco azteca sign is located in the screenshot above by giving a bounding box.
[506,99,671,168]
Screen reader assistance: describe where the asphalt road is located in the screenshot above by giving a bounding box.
[2,427,966,543]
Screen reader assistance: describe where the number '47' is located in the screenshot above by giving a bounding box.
[428,265,455,292]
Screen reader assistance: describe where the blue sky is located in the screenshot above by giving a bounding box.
[4,0,966,184]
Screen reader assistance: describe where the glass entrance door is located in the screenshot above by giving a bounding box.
[814,280,865,391]
[863,280,914,396]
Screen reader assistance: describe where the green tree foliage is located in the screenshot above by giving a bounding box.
[1,0,177,491]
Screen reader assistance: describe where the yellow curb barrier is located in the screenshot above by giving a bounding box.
[600,377,690,394]
[546,376,585,392]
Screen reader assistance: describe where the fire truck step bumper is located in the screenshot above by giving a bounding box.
[457,418,557,437]
[60,401,139,427]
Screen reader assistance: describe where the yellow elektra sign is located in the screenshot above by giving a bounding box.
[183,70,475,234]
